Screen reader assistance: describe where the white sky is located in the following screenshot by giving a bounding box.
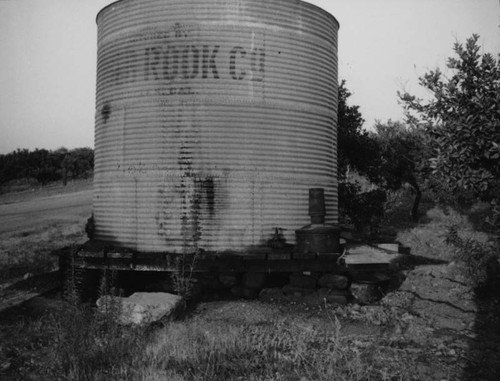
[0,0,498,154]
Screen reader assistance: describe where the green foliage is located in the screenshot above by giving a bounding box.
[338,181,361,224]
[339,182,386,236]
[373,120,425,191]
[396,206,492,264]
[445,225,497,290]
[337,84,429,223]
[373,120,430,221]
[337,81,393,231]
[337,81,381,183]
[61,147,94,185]
[0,147,94,188]
[484,199,500,232]
[400,34,500,199]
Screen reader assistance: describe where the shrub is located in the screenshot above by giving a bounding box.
[338,181,361,225]
[339,182,387,237]
[445,225,497,290]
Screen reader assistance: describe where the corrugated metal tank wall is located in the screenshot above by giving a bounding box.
[94,0,339,253]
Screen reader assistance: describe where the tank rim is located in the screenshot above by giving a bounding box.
[96,0,340,29]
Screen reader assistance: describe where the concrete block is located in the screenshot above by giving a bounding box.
[219,273,239,288]
[289,273,317,289]
[318,274,350,290]
[242,272,267,289]
[230,285,258,299]
[97,292,184,325]
[282,284,315,297]
[376,243,399,253]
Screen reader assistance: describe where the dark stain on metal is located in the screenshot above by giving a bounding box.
[176,103,202,254]
[101,103,111,123]
[155,184,176,245]
[202,177,215,217]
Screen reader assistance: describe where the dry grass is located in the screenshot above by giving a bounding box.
[0,220,86,282]
[135,315,423,381]
[0,181,90,283]
[2,301,426,381]
[0,179,92,202]
[396,206,492,261]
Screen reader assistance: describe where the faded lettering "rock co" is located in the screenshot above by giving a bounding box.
[112,44,266,85]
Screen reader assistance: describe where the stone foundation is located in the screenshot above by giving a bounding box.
[190,271,355,306]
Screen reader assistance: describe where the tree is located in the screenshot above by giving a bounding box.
[0,147,94,188]
[373,120,429,221]
[337,81,388,231]
[337,80,381,183]
[400,34,500,200]
[61,148,94,185]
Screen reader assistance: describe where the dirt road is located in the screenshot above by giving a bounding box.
[0,190,92,234]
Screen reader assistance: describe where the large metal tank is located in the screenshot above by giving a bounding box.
[94,0,339,253]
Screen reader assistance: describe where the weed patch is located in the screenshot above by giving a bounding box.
[1,300,432,381]
[0,221,86,282]
[445,226,497,290]
[396,207,490,261]
[50,303,148,380]
[136,313,423,381]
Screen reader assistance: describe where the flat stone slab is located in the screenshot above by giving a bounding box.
[376,243,400,252]
[97,292,184,325]
[344,244,402,265]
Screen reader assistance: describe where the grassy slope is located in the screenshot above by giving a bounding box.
[0,180,92,282]
[0,179,92,205]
